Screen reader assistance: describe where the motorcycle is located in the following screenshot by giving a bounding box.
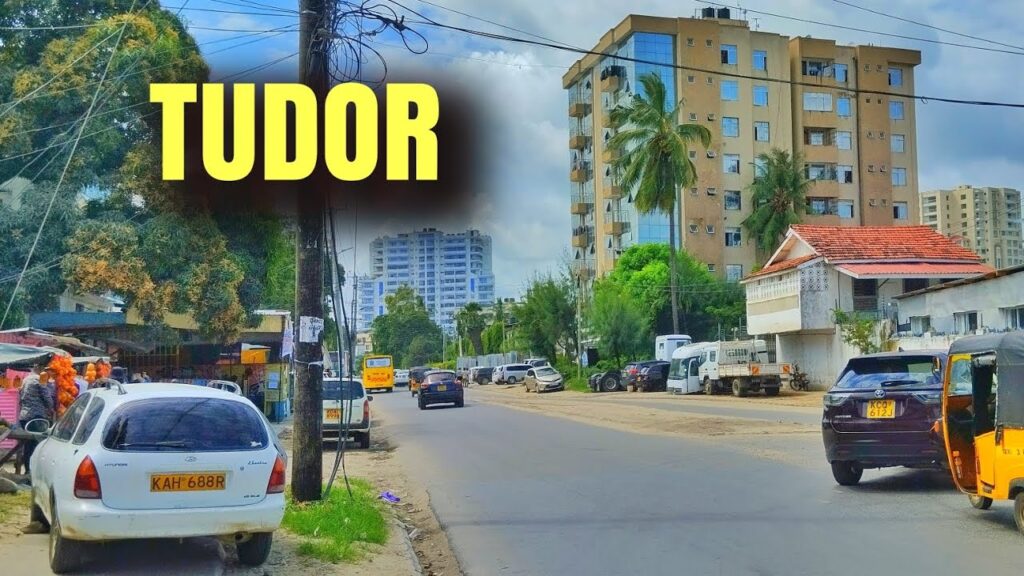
[789,363,810,391]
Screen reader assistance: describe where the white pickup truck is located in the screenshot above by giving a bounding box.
[700,340,791,397]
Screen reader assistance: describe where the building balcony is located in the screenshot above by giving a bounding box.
[571,233,589,248]
[568,102,589,117]
[601,113,622,129]
[571,260,595,280]
[603,215,627,236]
[569,134,590,150]
[602,148,620,163]
[570,201,592,215]
[744,270,802,335]
[601,75,621,93]
[570,165,591,183]
[603,177,624,199]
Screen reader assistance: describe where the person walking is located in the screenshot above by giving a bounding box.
[17,367,55,474]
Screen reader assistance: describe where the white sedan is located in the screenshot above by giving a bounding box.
[28,381,286,573]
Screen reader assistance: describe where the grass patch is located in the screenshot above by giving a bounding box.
[282,478,388,563]
[565,376,591,393]
[0,491,31,525]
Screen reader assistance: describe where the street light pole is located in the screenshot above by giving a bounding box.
[576,278,582,381]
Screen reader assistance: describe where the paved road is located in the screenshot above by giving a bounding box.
[377,389,1023,576]
[604,395,823,426]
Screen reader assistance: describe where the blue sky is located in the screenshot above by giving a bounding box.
[175,0,1024,298]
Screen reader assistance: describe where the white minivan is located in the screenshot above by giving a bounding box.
[322,377,372,449]
[497,363,532,384]
[667,342,715,394]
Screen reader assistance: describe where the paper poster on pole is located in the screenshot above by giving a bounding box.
[298,316,324,344]
[281,315,294,358]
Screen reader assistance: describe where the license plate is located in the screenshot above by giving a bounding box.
[866,399,896,419]
[437,384,446,391]
[326,408,340,419]
[150,472,226,492]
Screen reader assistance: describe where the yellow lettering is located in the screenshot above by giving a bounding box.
[149,84,197,180]
[264,83,317,180]
[202,83,256,181]
[324,83,378,181]
[386,83,439,181]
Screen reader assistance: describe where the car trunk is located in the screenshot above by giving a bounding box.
[829,388,940,433]
[94,447,276,510]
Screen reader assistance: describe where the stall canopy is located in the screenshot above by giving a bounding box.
[0,328,105,355]
[0,343,70,367]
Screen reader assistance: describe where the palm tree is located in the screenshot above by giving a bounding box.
[742,148,811,255]
[455,301,486,355]
[607,72,711,334]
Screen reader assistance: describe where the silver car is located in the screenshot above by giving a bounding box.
[524,366,564,393]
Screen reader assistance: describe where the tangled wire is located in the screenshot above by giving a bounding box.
[320,0,429,85]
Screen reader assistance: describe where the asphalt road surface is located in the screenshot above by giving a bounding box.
[378,389,1023,576]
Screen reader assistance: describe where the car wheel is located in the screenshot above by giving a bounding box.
[418,397,426,410]
[49,506,83,574]
[237,532,274,566]
[456,398,464,408]
[358,432,371,449]
[764,387,780,397]
[731,379,748,397]
[704,377,714,395]
[507,376,517,384]
[30,500,50,532]
[1014,493,1024,535]
[969,494,993,510]
[601,376,618,393]
[830,461,863,486]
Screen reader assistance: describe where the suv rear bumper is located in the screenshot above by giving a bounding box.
[323,417,369,436]
[421,390,463,404]
[822,426,944,467]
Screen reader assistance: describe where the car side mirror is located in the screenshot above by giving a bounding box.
[367,395,374,402]
[24,418,51,435]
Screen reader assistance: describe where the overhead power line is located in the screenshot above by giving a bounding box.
[696,0,1024,57]
[830,0,1024,52]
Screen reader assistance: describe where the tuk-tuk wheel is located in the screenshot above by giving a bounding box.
[969,494,993,510]
[1014,493,1024,534]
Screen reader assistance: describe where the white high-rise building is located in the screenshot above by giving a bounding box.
[356,228,495,333]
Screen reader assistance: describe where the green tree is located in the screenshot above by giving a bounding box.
[742,148,811,254]
[588,280,648,367]
[455,301,486,355]
[608,72,711,334]
[370,286,444,366]
[515,277,575,361]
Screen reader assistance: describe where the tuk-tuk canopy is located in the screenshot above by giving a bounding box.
[949,332,1024,427]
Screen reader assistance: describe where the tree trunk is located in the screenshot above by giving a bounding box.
[469,331,483,356]
[668,192,680,335]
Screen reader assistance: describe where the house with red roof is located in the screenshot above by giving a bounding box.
[741,225,992,388]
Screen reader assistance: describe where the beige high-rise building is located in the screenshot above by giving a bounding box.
[562,10,921,285]
[920,185,1023,269]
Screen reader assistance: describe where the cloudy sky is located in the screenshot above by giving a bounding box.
[180,0,1024,298]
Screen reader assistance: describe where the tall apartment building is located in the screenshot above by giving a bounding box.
[920,185,1023,269]
[563,9,921,284]
[356,228,495,333]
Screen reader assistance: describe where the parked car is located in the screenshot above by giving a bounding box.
[525,357,550,368]
[490,365,505,384]
[418,370,464,409]
[395,369,410,387]
[822,350,947,486]
[409,366,430,396]
[524,366,564,393]
[473,366,494,385]
[622,360,664,391]
[207,379,242,395]
[636,361,670,392]
[588,369,623,392]
[322,377,372,449]
[29,382,286,573]
[496,363,531,384]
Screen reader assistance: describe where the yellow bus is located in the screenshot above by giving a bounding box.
[361,355,395,393]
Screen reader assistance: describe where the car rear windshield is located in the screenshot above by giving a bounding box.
[509,364,530,371]
[102,398,268,452]
[323,379,365,401]
[365,357,391,368]
[834,356,943,390]
[534,367,557,377]
[426,372,455,383]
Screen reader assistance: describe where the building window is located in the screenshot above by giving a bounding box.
[838,199,854,219]
[954,311,980,334]
[706,39,713,48]
[721,44,737,65]
[888,67,903,86]
[835,131,852,150]
[724,190,742,210]
[806,164,837,181]
[754,157,767,178]
[754,121,770,142]
[688,223,698,234]
[722,116,739,137]
[753,85,768,107]
[726,264,743,283]
[910,316,931,336]
[687,75,696,84]
[707,76,714,84]
[723,154,740,174]
[807,197,837,216]
[689,149,697,159]
[1004,306,1024,330]
[893,201,909,220]
[834,63,848,83]
[801,59,829,76]
[752,50,767,71]
[837,165,854,184]
[721,80,739,101]
[725,227,742,247]
[892,167,907,187]
[687,37,695,47]
[890,100,905,119]
[891,134,905,153]
[706,224,716,234]
[837,97,851,117]
[803,92,833,111]
[806,129,830,146]
[707,263,716,273]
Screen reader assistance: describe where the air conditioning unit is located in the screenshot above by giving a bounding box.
[880,165,887,172]
[706,150,717,158]
[689,112,698,121]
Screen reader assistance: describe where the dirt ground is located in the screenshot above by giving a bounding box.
[471,385,821,439]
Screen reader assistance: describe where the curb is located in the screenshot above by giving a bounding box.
[393,519,424,576]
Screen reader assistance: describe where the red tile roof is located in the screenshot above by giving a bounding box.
[789,225,982,262]
[746,255,818,279]
[837,263,994,278]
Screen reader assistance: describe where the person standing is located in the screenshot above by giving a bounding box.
[141,371,151,383]
[17,367,55,474]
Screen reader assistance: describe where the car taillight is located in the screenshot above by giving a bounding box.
[267,455,287,494]
[74,456,102,499]
[362,400,370,422]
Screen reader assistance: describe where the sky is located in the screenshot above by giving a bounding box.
[178,0,1024,299]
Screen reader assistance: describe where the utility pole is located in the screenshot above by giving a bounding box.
[576,278,582,381]
[292,0,328,503]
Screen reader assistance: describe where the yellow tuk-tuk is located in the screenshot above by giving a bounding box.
[941,332,1024,532]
